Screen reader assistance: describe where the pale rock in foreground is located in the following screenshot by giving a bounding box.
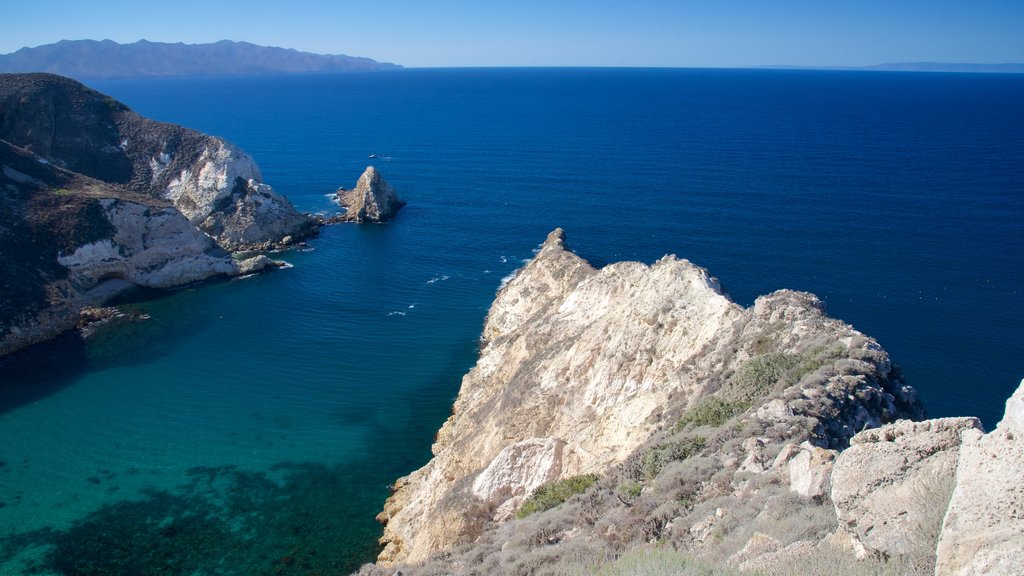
[935,379,1024,576]
[830,417,981,560]
[335,166,405,223]
[786,441,837,500]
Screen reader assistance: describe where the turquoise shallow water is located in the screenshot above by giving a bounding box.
[1,68,1022,574]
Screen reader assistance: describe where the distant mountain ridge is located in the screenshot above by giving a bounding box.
[0,39,401,80]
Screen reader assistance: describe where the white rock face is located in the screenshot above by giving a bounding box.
[935,379,1024,576]
[471,437,568,522]
[376,229,917,564]
[166,141,260,221]
[164,140,309,249]
[57,199,274,290]
[830,417,981,559]
[787,441,837,499]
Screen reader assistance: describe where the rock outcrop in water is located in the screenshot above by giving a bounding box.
[0,73,314,356]
[335,166,405,223]
[366,229,1023,576]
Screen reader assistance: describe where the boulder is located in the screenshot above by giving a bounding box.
[470,437,567,522]
[336,166,405,222]
[830,417,981,559]
[787,441,837,500]
[935,379,1024,575]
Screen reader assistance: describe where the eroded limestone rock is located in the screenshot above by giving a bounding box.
[787,441,837,500]
[830,417,981,559]
[375,229,920,564]
[471,437,569,522]
[935,379,1024,576]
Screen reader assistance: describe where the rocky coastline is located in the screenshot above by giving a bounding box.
[362,229,1023,576]
[2,71,1019,575]
[0,73,316,356]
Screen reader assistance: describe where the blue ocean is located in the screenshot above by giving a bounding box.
[1,68,1022,574]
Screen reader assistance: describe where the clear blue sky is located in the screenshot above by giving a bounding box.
[3,0,1023,67]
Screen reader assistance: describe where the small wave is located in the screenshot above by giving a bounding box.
[426,274,450,285]
[233,273,258,281]
[497,270,519,291]
[499,256,508,264]
[483,269,491,274]
[408,304,416,309]
[387,311,407,317]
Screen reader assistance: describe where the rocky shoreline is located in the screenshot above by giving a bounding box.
[0,73,316,357]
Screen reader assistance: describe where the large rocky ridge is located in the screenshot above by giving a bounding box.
[0,39,402,80]
[0,73,311,356]
[369,228,928,571]
[364,229,1022,575]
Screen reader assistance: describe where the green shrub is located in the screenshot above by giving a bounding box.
[642,436,706,480]
[619,481,643,500]
[675,397,750,432]
[517,474,600,518]
[732,353,801,400]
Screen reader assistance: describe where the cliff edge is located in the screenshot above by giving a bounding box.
[368,230,1022,576]
[374,229,923,566]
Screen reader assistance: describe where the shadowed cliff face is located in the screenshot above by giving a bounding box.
[0,73,314,250]
[373,229,924,566]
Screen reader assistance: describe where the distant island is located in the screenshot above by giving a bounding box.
[760,62,1024,73]
[0,39,402,80]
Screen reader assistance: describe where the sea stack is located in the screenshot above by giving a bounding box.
[336,166,405,223]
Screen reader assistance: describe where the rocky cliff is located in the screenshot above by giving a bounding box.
[335,166,405,223]
[0,73,315,250]
[373,229,923,567]
[0,73,313,356]
[366,229,1022,576]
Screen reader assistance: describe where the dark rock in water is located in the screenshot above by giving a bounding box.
[335,166,406,223]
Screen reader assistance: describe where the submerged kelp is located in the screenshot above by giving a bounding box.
[3,463,384,575]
